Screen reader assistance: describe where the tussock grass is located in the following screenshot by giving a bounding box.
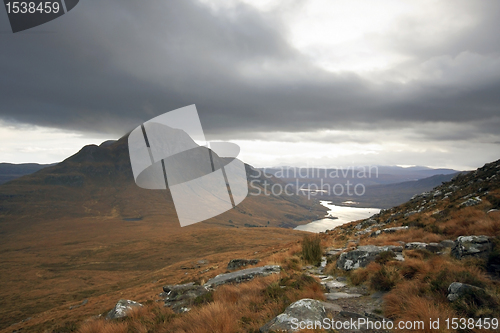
[78,320,129,333]
[76,262,325,333]
[301,234,322,265]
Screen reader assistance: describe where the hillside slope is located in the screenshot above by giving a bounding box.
[317,158,500,330]
[0,135,326,331]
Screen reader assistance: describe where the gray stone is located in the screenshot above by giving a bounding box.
[106,299,143,320]
[322,280,347,291]
[427,243,442,253]
[319,301,342,313]
[227,258,260,270]
[460,197,482,207]
[405,242,428,250]
[440,240,455,248]
[404,211,417,218]
[382,226,409,233]
[160,283,209,313]
[205,265,280,288]
[326,292,362,300]
[405,242,442,253]
[336,245,403,271]
[259,299,327,333]
[451,235,492,260]
[355,219,378,230]
[447,282,482,302]
[162,282,195,293]
[371,226,408,237]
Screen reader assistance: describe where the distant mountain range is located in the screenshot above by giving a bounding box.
[262,165,459,185]
[0,163,56,184]
[1,157,461,212]
[0,135,323,229]
[321,173,460,208]
[260,165,461,208]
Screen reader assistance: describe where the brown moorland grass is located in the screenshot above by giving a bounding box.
[75,266,326,332]
[0,216,316,333]
[358,227,444,246]
[440,207,500,238]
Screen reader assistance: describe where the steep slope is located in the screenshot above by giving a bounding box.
[318,158,500,328]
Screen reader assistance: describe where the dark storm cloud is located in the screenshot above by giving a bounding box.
[1,0,499,141]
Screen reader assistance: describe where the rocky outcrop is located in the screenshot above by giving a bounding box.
[451,235,492,260]
[440,240,455,248]
[370,226,408,237]
[460,197,482,207]
[259,299,327,333]
[405,242,442,253]
[160,283,209,313]
[106,299,143,320]
[227,259,260,270]
[447,282,482,302]
[336,245,403,271]
[205,265,281,288]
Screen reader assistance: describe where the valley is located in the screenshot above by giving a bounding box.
[0,137,498,332]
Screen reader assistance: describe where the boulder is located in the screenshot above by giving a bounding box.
[355,219,378,230]
[447,282,482,302]
[160,283,209,313]
[162,282,195,293]
[440,240,455,248]
[451,235,492,260]
[326,292,362,300]
[336,245,403,271]
[259,299,327,333]
[205,265,280,288]
[405,242,442,253]
[106,299,143,320]
[370,226,408,237]
[227,259,260,270]
[460,197,482,207]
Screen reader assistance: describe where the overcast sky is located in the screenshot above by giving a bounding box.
[1,0,499,169]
